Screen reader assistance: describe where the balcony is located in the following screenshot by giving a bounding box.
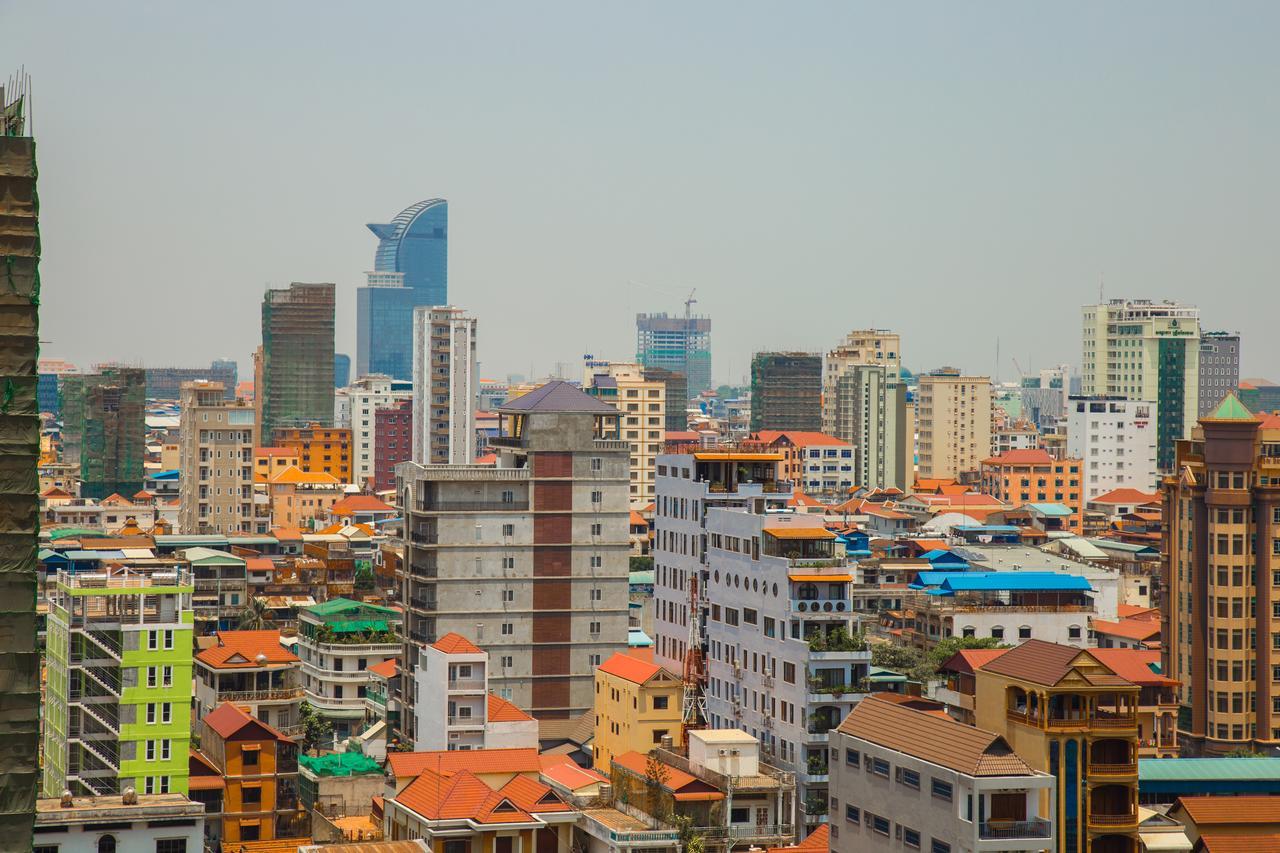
[424,501,529,512]
[791,598,851,615]
[447,715,485,728]
[409,596,438,611]
[1088,762,1138,778]
[218,687,304,703]
[978,818,1052,840]
[448,678,486,692]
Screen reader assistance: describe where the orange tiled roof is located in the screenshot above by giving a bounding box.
[1092,487,1161,505]
[369,658,399,678]
[981,449,1056,466]
[387,748,542,780]
[612,751,724,801]
[255,446,298,457]
[1175,795,1280,825]
[268,465,340,485]
[196,630,298,669]
[395,766,569,825]
[432,633,483,655]
[40,486,72,498]
[938,648,1009,675]
[269,526,304,541]
[487,693,534,723]
[331,494,396,514]
[1091,618,1161,642]
[629,511,649,528]
[1200,835,1280,852]
[538,754,608,790]
[1117,604,1159,620]
[99,493,130,505]
[768,824,828,853]
[754,430,850,447]
[596,652,668,685]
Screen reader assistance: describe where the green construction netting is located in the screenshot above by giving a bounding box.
[330,620,390,634]
[299,751,382,777]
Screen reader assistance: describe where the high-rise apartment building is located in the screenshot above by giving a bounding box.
[1198,332,1241,418]
[916,369,993,481]
[178,381,257,534]
[398,381,629,737]
[1067,396,1158,500]
[357,199,448,380]
[749,352,822,432]
[1082,299,1201,471]
[412,305,477,465]
[43,564,195,797]
[822,329,901,437]
[584,362,666,507]
[636,312,712,395]
[60,368,147,500]
[374,399,413,492]
[0,77,43,837]
[843,364,908,491]
[145,360,238,400]
[1163,394,1280,755]
[334,375,412,486]
[639,366,689,431]
[260,282,335,442]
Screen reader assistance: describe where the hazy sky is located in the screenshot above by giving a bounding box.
[4,2,1278,385]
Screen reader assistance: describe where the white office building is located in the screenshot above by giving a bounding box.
[335,374,413,487]
[1067,396,1158,500]
[652,451,871,830]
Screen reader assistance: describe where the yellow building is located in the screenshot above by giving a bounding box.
[592,653,683,771]
[917,369,993,481]
[584,362,667,508]
[974,639,1141,853]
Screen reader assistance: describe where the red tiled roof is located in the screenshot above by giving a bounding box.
[255,446,297,457]
[40,486,72,498]
[330,494,396,514]
[596,652,669,685]
[387,748,542,780]
[432,633,483,655]
[195,630,298,669]
[1091,618,1161,642]
[1117,604,1159,620]
[981,449,1056,466]
[1088,648,1176,687]
[538,754,608,790]
[1174,795,1280,825]
[1092,488,1161,505]
[939,648,1010,676]
[244,557,274,571]
[612,751,723,801]
[755,430,850,447]
[269,526,304,540]
[487,693,534,723]
[202,701,292,742]
[629,511,649,528]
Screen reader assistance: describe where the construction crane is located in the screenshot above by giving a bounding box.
[684,288,697,320]
[680,570,707,740]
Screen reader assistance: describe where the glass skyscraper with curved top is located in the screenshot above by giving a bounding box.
[356,198,448,381]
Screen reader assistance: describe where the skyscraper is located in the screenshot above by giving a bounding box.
[916,369,993,481]
[636,311,712,395]
[357,199,448,380]
[822,329,901,437]
[179,381,257,535]
[749,352,822,431]
[0,74,42,837]
[1198,331,1240,417]
[412,306,477,465]
[1163,394,1280,755]
[1082,299,1201,471]
[260,282,335,443]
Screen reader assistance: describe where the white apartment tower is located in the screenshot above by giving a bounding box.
[916,370,993,481]
[821,329,901,439]
[178,381,258,534]
[412,306,478,465]
[1081,299,1200,471]
[336,374,413,486]
[1066,396,1158,499]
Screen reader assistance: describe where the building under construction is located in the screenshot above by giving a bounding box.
[749,352,822,432]
[0,71,45,839]
[260,282,335,443]
[636,311,712,395]
[59,367,146,500]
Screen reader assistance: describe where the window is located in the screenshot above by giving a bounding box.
[591,490,603,503]
[591,523,602,536]
[763,617,776,638]
[163,629,174,649]
[589,621,601,634]
[931,778,953,801]
[871,757,890,777]
[590,555,602,568]
[146,703,157,724]
[501,655,513,668]
[903,827,921,849]
[898,767,920,789]
[845,748,860,766]
[502,524,514,536]
[845,804,860,824]
[871,814,890,836]
[991,626,1005,640]
[147,631,158,651]
[1068,625,1082,641]
[162,665,172,687]
[501,622,514,636]
[652,729,669,744]
[242,746,259,767]
[782,663,796,684]
[156,839,189,853]
[146,740,156,761]
[930,842,952,853]
[653,695,669,710]
[98,835,118,853]
[242,785,262,805]
[162,703,171,724]
[147,667,157,688]
[161,740,171,761]
[1018,626,1031,640]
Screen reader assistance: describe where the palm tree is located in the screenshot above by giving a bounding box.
[238,597,275,630]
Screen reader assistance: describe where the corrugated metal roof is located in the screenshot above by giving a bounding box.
[1140,758,1280,782]
[499,380,618,414]
[938,573,1091,593]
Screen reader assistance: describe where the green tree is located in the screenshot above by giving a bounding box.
[237,597,275,631]
[629,556,654,573]
[1225,746,1266,758]
[915,636,1006,683]
[673,813,705,853]
[644,753,671,821]
[299,701,333,752]
[870,642,925,675]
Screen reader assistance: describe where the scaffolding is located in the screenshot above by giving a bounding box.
[749,352,822,432]
[261,282,335,442]
[0,71,43,838]
[59,368,146,499]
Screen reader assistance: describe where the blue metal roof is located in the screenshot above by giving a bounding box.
[150,469,179,480]
[65,550,124,561]
[1028,502,1073,516]
[921,549,967,563]
[937,572,1092,593]
[911,570,976,588]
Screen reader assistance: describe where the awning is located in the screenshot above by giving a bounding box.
[673,791,725,802]
[765,527,837,540]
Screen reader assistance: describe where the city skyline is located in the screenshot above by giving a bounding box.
[5,3,1277,384]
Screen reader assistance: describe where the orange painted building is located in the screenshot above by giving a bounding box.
[267,465,346,530]
[272,423,354,483]
[979,449,1084,533]
[254,446,301,484]
[197,701,306,845]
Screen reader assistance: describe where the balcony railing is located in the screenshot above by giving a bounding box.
[1006,710,1137,729]
[219,687,304,703]
[978,818,1052,839]
[1087,812,1138,829]
[448,678,486,691]
[447,715,485,727]
[791,599,851,614]
[1088,762,1137,777]
[424,501,529,512]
